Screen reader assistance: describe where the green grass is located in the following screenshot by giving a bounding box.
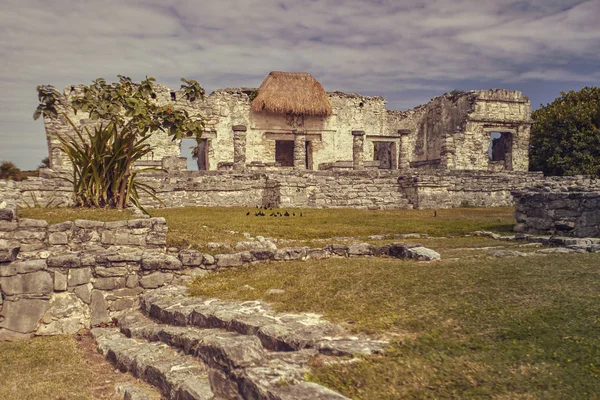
[21,206,515,250]
[190,254,600,399]
[0,336,94,400]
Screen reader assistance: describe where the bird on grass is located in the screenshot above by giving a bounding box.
[246,211,250,216]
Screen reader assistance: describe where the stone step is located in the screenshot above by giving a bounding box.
[118,311,346,400]
[91,327,215,400]
[115,382,164,400]
[141,286,387,356]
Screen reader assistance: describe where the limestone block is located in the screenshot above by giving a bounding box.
[90,290,111,326]
[0,299,50,333]
[74,220,105,229]
[109,298,135,312]
[94,266,129,277]
[0,259,46,277]
[141,254,183,271]
[73,284,93,304]
[37,292,90,335]
[47,221,72,232]
[54,270,67,291]
[0,271,53,296]
[93,277,126,291]
[215,253,244,268]
[179,250,203,266]
[0,241,20,263]
[49,232,68,245]
[126,273,140,288]
[68,267,92,287]
[406,247,441,261]
[47,253,81,268]
[140,272,174,289]
[18,219,48,229]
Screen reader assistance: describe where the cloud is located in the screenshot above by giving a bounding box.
[1,0,599,168]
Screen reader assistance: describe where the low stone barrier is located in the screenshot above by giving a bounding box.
[0,199,440,340]
[513,186,600,237]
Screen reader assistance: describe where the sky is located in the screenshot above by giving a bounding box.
[1,0,599,170]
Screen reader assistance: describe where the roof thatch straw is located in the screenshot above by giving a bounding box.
[251,72,332,116]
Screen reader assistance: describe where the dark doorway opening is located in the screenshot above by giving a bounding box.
[373,141,397,169]
[489,132,513,170]
[275,140,294,166]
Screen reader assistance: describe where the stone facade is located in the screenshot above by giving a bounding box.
[43,80,532,174]
[513,184,600,237]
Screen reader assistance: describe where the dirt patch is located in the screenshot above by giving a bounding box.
[75,330,163,400]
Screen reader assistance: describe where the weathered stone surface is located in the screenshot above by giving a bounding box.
[0,299,50,333]
[0,271,53,295]
[202,254,215,266]
[126,273,140,288]
[0,240,19,263]
[48,231,68,245]
[68,267,92,286]
[47,253,81,268]
[141,254,183,271]
[406,246,441,261]
[53,270,67,291]
[347,243,373,256]
[110,298,135,312]
[115,382,163,400]
[74,283,93,304]
[274,247,308,261]
[48,221,73,232]
[179,250,203,266]
[0,259,46,277]
[140,272,174,289]
[95,266,129,277]
[38,292,89,335]
[93,277,127,291]
[215,253,244,268]
[91,290,112,326]
[92,328,214,399]
[18,218,48,228]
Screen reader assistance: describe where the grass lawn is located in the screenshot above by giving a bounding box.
[21,206,515,250]
[190,254,600,399]
[0,334,151,400]
[19,205,599,398]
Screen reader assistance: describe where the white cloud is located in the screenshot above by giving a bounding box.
[1,0,599,168]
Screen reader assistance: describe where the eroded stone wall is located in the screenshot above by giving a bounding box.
[44,82,531,174]
[513,184,600,237]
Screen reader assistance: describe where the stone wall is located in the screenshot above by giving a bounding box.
[0,203,199,340]
[513,185,600,237]
[6,169,591,212]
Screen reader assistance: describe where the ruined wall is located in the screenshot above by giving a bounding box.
[0,202,204,340]
[513,184,600,237]
[44,82,532,174]
[449,90,532,171]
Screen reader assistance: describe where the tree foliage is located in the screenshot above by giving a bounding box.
[34,76,206,211]
[0,161,21,180]
[530,86,600,176]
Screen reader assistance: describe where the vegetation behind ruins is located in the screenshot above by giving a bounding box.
[530,86,600,177]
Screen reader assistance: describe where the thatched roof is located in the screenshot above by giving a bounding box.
[251,72,332,116]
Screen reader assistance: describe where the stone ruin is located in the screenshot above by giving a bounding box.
[513,184,600,237]
[44,72,532,173]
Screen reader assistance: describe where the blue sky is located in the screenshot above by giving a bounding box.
[1,0,599,169]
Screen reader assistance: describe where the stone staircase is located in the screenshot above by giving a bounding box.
[92,286,387,399]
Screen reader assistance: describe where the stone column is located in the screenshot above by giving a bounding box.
[293,130,306,170]
[352,130,365,170]
[232,125,247,171]
[398,129,410,170]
